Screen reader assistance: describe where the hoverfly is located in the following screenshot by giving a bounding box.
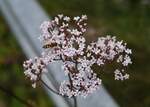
[42,43,57,49]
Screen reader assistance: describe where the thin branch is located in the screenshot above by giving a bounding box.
[68,74,73,89]
[67,61,78,107]
[68,75,78,107]
[73,96,77,107]
[40,79,63,96]
[0,85,33,107]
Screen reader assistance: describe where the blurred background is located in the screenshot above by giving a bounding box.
[0,0,150,107]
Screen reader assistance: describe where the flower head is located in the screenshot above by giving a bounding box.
[23,14,132,98]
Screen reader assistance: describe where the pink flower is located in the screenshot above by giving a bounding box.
[23,14,132,98]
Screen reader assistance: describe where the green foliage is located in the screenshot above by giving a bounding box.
[0,14,54,107]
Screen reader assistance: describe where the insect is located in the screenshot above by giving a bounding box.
[42,43,57,49]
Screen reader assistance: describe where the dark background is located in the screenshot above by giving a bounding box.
[0,0,150,107]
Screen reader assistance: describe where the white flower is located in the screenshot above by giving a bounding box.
[23,14,132,98]
[71,29,81,36]
[81,15,87,20]
[114,69,129,81]
[39,21,52,41]
[32,83,36,88]
[63,16,70,22]
[73,16,80,21]
[23,57,46,87]
[117,55,123,63]
[122,55,132,66]
[54,17,59,24]
[63,47,76,57]
[97,59,104,66]
[125,48,132,54]
[58,14,63,19]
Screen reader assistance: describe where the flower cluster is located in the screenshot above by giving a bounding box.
[23,57,46,88]
[23,14,132,98]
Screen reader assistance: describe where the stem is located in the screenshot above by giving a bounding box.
[47,54,78,107]
[40,79,63,96]
[0,85,33,107]
[68,74,73,89]
[68,74,78,107]
[73,96,77,107]
[67,60,78,107]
